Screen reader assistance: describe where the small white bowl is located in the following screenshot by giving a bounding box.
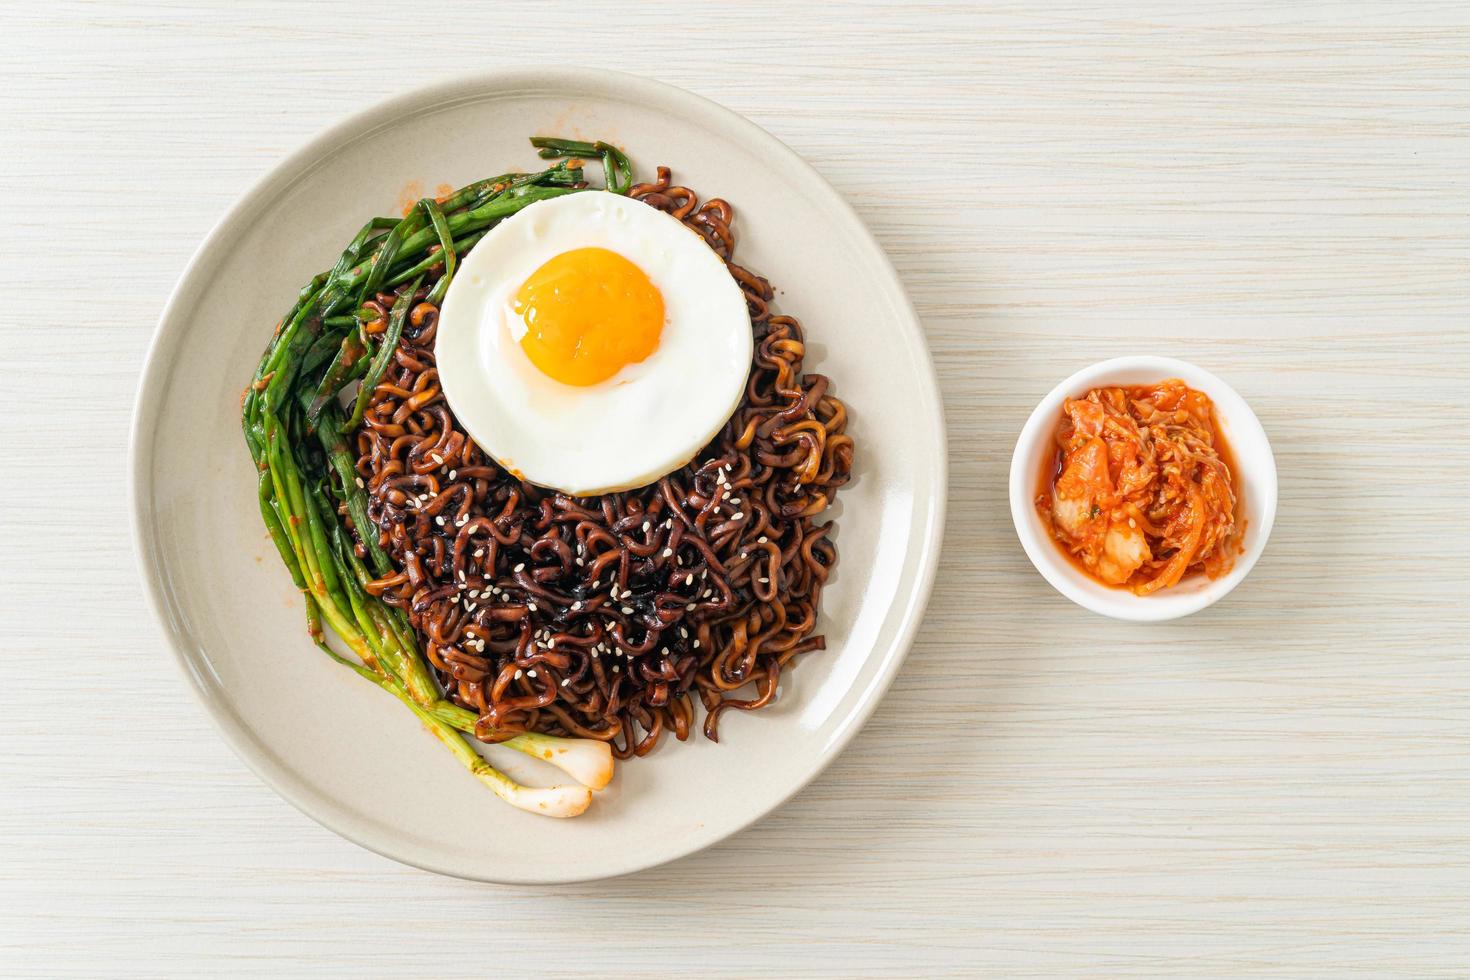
[1009,356,1277,621]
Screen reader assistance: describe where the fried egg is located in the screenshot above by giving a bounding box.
[436,191,752,495]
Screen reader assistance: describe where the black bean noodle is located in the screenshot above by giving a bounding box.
[351,168,853,759]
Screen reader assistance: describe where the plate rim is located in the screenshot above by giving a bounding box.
[129,68,948,883]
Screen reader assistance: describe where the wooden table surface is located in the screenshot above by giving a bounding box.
[5,2,1467,976]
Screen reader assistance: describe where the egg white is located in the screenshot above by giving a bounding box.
[436,191,753,496]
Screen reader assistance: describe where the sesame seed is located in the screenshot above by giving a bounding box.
[435,516,445,526]
[692,640,700,649]
[732,511,745,520]
[662,548,673,558]
[513,563,525,573]
[642,521,650,532]
[527,669,537,678]
[621,606,634,615]
[571,601,582,611]
[612,665,620,673]
[575,557,584,566]
[448,469,457,480]
[686,603,697,611]
[758,577,769,584]
[621,589,633,599]
[354,477,365,489]
[528,602,538,612]
[514,669,523,679]
[679,627,688,638]
[685,573,694,585]
[431,454,443,465]
[561,678,570,687]
[473,549,484,558]
[732,498,743,506]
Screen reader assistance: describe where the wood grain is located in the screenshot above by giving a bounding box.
[3,1,1467,975]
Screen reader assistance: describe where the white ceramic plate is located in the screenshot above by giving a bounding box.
[131,71,945,883]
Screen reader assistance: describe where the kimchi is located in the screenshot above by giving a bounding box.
[1037,379,1243,595]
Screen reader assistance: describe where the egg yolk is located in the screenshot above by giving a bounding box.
[511,247,665,386]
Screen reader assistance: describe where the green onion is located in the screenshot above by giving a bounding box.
[417,199,457,305]
[530,136,633,195]
[342,274,420,434]
[239,138,621,814]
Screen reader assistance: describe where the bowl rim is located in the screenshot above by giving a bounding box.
[129,68,948,882]
[1008,355,1277,622]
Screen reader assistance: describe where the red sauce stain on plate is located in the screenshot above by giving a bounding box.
[396,179,424,216]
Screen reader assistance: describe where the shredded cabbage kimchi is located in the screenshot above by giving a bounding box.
[1037,379,1243,595]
